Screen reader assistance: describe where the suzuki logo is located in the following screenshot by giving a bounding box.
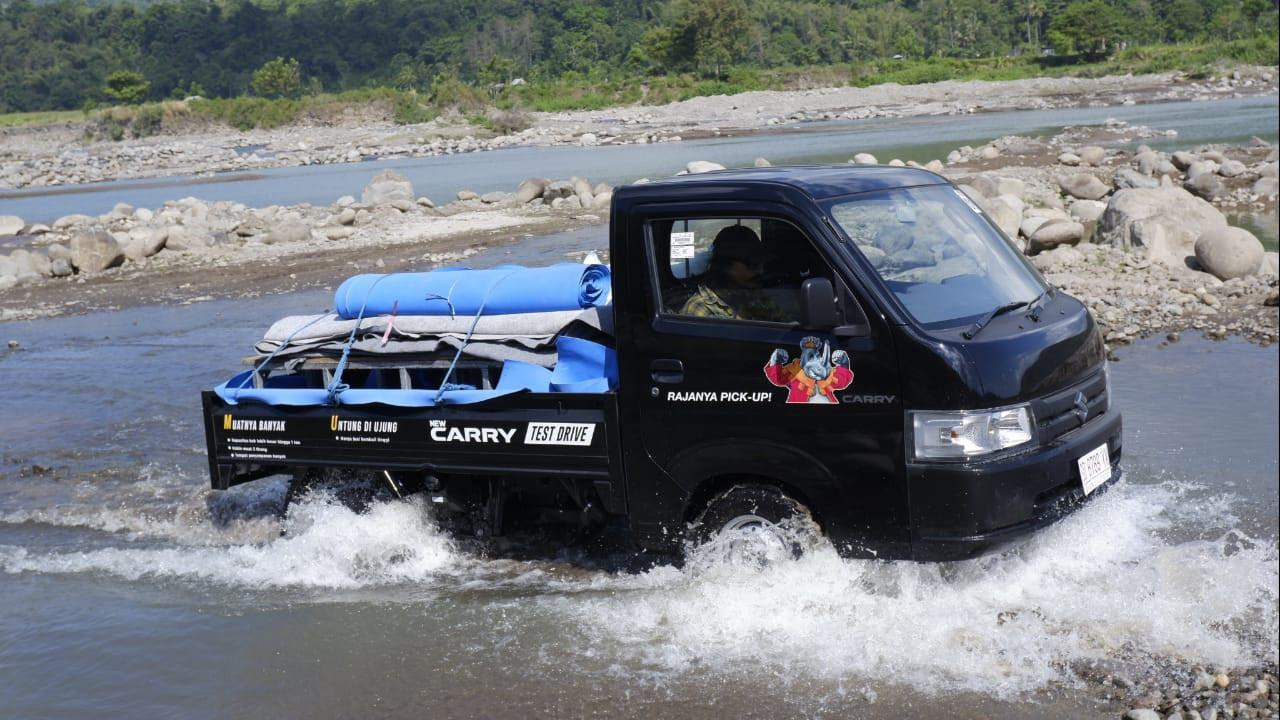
[1072,392,1089,425]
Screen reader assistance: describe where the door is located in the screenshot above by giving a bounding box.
[614,200,910,555]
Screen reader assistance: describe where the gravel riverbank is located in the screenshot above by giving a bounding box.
[0,66,1275,190]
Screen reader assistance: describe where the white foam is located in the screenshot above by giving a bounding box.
[1,495,459,589]
[533,480,1279,697]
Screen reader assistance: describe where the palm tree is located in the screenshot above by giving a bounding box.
[1025,0,1045,47]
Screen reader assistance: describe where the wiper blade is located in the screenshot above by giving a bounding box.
[963,300,1029,339]
[1026,289,1052,321]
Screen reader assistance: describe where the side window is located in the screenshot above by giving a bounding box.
[648,217,831,324]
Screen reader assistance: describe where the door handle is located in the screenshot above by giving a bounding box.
[650,359,684,384]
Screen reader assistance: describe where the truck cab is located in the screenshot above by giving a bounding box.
[202,166,1121,562]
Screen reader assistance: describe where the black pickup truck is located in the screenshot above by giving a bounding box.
[202,166,1122,561]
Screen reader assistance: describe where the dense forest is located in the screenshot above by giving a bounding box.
[1,0,1277,113]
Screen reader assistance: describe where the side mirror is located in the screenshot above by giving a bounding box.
[800,277,840,330]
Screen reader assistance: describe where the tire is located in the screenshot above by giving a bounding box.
[687,484,819,566]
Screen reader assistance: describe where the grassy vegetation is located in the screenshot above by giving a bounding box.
[0,109,84,129]
[8,37,1273,140]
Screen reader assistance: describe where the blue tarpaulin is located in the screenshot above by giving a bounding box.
[333,264,611,320]
[215,336,617,407]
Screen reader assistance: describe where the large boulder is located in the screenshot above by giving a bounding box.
[70,229,125,272]
[1194,227,1265,280]
[1185,160,1218,180]
[1058,173,1109,200]
[10,248,51,277]
[0,255,16,281]
[1183,174,1225,200]
[977,196,1020,237]
[1028,220,1085,253]
[543,180,576,201]
[1170,151,1198,170]
[1254,177,1279,197]
[164,225,216,252]
[571,176,594,207]
[515,178,548,204]
[129,227,168,257]
[0,215,23,236]
[1218,159,1246,177]
[1068,200,1107,223]
[1097,186,1228,268]
[265,221,311,245]
[361,169,415,206]
[686,160,726,174]
[592,190,613,210]
[851,153,878,165]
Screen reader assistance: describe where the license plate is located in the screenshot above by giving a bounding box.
[1077,443,1111,495]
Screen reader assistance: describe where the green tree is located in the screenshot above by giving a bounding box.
[251,57,302,99]
[688,0,750,77]
[104,70,150,105]
[1048,0,1129,56]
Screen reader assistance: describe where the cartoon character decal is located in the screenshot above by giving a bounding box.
[764,336,853,404]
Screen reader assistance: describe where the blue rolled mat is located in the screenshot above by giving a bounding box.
[334,263,611,319]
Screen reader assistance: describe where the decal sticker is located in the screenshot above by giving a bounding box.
[670,231,696,260]
[764,336,854,404]
[524,422,596,446]
[428,420,515,444]
[665,391,772,402]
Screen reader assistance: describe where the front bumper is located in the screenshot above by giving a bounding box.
[907,409,1122,561]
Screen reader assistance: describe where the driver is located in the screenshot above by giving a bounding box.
[680,225,787,322]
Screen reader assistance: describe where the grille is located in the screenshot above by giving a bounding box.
[1031,370,1108,444]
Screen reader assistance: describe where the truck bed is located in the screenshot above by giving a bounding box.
[202,390,621,491]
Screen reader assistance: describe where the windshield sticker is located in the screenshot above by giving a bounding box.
[670,231,696,260]
[764,337,853,404]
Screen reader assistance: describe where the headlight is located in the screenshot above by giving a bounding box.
[911,405,1035,460]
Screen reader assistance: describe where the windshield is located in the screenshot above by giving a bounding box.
[826,185,1046,328]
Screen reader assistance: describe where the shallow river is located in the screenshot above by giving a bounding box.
[2,95,1277,230]
[0,233,1276,717]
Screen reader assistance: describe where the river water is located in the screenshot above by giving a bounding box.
[1,97,1278,718]
[0,233,1277,718]
[2,95,1277,228]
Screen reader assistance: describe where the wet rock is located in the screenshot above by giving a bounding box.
[1115,168,1160,190]
[515,178,548,204]
[0,215,23,236]
[754,157,772,167]
[686,160,726,174]
[1059,173,1110,200]
[572,176,594,207]
[361,169,415,205]
[69,229,125,272]
[851,153,878,165]
[543,180,575,201]
[1078,146,1106,165]
[1184,174,1225,200]
[1195,227,1265,280]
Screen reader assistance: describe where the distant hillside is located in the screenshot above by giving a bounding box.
[1,0,1277,113]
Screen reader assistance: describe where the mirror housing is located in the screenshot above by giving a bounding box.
[800,277,840,330]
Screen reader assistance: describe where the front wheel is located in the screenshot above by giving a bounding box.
[686,485,820,566]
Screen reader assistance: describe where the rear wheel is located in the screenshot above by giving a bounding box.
[285,467,400,514]
[687,484,819,566]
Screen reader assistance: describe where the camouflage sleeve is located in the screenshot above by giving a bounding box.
[680,287,737,319]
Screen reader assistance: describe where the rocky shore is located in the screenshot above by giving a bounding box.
[0,66,1275,190]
